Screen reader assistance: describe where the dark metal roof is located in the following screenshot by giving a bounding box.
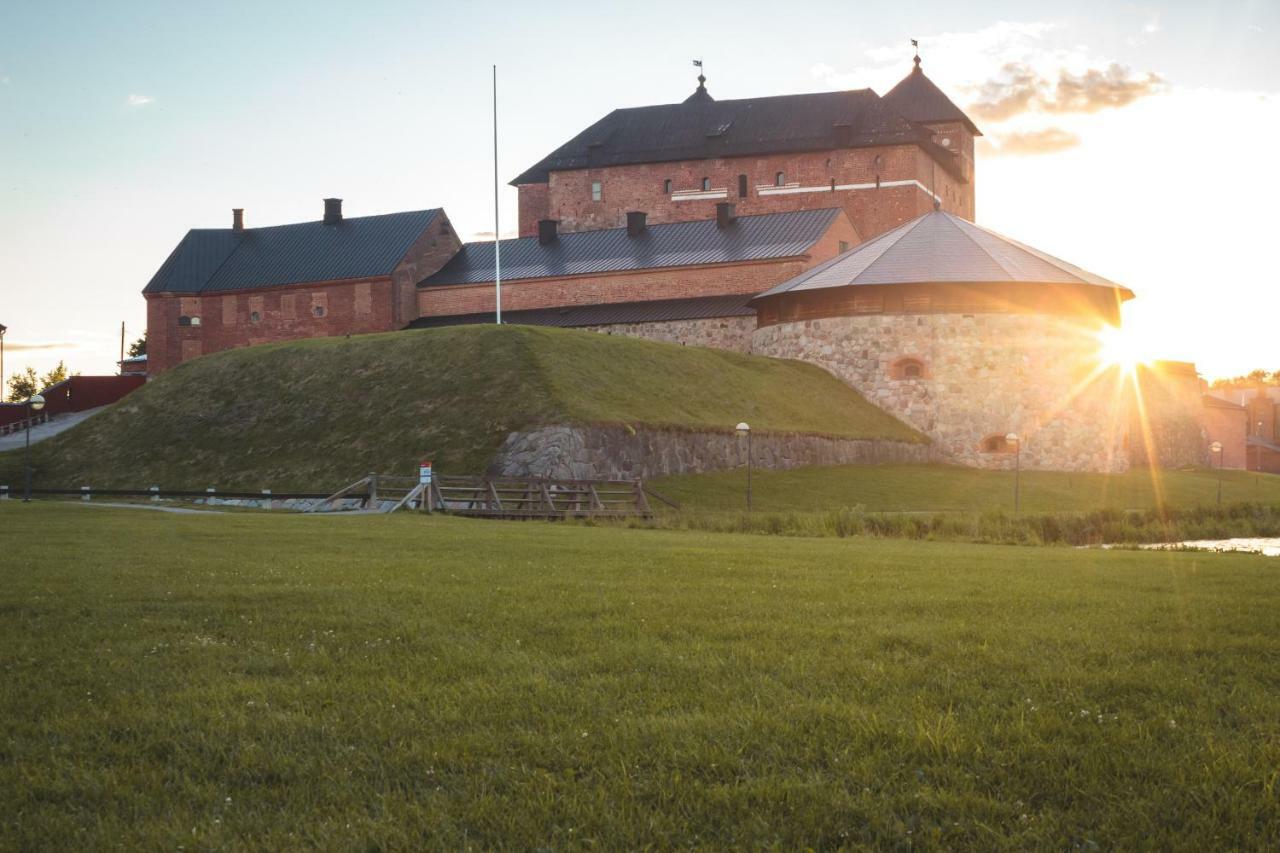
[407,294,755,330]
[143,209,441,294]
[754,210,1131,301]
[420,208,841,287]
[511,84,964,185]
[882,59,982,136]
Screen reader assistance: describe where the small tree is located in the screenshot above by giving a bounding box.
[6,367,38,403]
[40,361,70,388]
[127,334,147,358]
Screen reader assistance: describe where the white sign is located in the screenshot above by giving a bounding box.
[419,461,433,485]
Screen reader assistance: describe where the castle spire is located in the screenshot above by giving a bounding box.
[684,58,714,104]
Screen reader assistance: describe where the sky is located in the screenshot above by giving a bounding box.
[1,0,1277,382]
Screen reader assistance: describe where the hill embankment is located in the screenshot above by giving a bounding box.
[0,325,922,491]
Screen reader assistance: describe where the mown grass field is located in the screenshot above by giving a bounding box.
[653,463,1280,514]
[2,502,1277,849]
[0,325,920,492]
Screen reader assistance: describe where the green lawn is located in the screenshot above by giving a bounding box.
[653,463,1280,513]
[2,503,1277,849]
[0,325,920,492]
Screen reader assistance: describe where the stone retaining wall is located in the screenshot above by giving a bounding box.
[584,315,756,352]
[490,424,932,480]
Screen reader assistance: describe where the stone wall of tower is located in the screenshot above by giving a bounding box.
[515,143,971,241]
[751,312,1130,473]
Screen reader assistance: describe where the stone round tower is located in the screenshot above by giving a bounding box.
[749,210,1135,472]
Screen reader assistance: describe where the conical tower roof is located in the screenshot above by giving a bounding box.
[753,210,1131,300]
[882,57,981,135]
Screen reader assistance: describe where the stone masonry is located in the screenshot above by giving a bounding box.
[582,316,757,353]
[490,424,932,481]
[752,313,1130,473]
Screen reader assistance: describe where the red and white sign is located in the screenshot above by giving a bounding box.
[419,460,433,485]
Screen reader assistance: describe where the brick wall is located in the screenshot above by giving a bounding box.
[515,142,972,240]
[418,212,857,318]
[1203,403,1247,469]
[147,278,400,373]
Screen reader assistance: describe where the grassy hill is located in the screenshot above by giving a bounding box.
[0,325,921,491]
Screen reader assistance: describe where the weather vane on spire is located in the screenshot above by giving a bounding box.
[692,58,705,86]
[911,38,921,68]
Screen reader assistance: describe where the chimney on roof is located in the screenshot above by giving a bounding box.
[538,219,559,245]
[232,208,244,231]
[323,198,343,225]
[626,211,647,237]
[716,202,736,229]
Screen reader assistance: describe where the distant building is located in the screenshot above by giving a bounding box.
[142,201,460,373]
[1207,386,1280,473]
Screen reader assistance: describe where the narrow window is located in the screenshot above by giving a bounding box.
[701,177,711,191]
[313,305,326,319]
[902,361,923,379]
[775,171,785,187]
[249,311,260,324]
[838,240,850,253]
[663,178,672,194]
[830,178,836,192]
[738,174,748,197]
[178,315,191,327]
[591,180,602,202]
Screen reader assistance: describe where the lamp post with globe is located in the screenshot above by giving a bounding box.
[22,393,46,502]
[1006,432,1021,514]
[1210,440,1224,508]
[736,422,752,511]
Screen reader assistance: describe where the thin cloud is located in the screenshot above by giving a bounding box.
[4,341,77,352]
[968,62,1042,121]
[1050,64,1163,113]
[981,127,1081,157]
[127,94,154,107]
[968,62,1163,121]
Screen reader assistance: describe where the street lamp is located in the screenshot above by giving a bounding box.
[1006,432,1021,513]
[1210,440,1223,508]
[22,393,45,502]
[736,422,752,511]
[0,322,7,388]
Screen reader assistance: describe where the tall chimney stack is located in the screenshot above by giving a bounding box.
[323,198,343,225]
[716,202,736,229]
[537,219,559,245]
[232,208,244,231]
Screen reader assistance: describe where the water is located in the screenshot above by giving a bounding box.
[1141,538,1280,557]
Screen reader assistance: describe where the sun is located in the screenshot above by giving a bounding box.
[1096,324,1146,374]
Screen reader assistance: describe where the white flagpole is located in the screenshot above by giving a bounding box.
[493,64,502,324]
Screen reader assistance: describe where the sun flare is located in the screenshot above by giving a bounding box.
[1096,325,1147,374]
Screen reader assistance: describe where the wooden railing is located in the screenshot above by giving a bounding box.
[429,475,652,518]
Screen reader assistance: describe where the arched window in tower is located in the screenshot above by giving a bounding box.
[701,177,711,191]
[774,171,785,187]
[890,356,927,380]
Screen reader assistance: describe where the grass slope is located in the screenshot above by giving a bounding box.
[0,325,920,491]
[653,462,1280,513]
[2,503,1277,848]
